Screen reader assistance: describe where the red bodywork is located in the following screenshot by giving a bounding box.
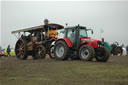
[81,38,101,48]
[57,38,72,47]
[57,37,101,48]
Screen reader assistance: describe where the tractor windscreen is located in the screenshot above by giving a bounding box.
[79,28,88,38]
[57,29,65,38]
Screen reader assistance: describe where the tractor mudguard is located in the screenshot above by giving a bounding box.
[56,38,72,47]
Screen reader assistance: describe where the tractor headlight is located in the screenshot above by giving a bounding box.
[97,41,102,47]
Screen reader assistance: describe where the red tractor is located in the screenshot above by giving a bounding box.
[54,25,110,62]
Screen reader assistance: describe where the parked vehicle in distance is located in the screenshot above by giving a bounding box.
[4,48,16,57]
[0,49,5,57]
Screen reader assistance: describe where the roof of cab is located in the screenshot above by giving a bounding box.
[64,25,86,29]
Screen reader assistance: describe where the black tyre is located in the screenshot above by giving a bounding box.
[49,45,55,59]
[79,45,95,61]
[54,40,70,60]
[34,45,46,59]
[70,51,80,60]
[15,39,28,60]
[95,47,110,62]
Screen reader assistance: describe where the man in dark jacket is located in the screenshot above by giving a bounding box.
[42,19,56,47]
[7,45,11,57]
[43,19,56,37]
[43,19,49,33]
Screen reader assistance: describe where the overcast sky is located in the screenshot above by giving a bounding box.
[1,1,128,48]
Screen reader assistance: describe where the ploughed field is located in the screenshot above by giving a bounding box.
[0,55,128,85]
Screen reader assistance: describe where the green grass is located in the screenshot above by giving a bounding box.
[0,56,128,85]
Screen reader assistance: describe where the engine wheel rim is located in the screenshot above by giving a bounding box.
[56,44,64,58]
[49,46,54,58]
[37,46,45,58]
[81,48,89,59]
[15,40,25,59]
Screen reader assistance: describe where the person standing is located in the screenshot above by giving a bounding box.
[7,45,11,57]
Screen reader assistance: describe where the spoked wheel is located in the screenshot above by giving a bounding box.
[79,45,95,61]
[34,45,46,59]
[54,40,70,60]
[15,39,28,60]
[49,45,55,59]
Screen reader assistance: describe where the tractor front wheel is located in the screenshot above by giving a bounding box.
[95,47,110,62]
[79,45,95,61]
[54,40,70,60]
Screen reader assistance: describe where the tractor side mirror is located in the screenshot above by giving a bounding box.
[87,29,93,34]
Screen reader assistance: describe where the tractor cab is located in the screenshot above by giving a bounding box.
[60,25,100,50]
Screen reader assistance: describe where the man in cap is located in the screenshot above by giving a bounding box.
[43,19,57,39]
[44,19,49,33]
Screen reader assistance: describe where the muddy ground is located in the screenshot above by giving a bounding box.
[0,55,128,85]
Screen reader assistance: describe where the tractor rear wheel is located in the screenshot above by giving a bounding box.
[54,40,70,60]
[34,45,46,59]
[95,47,110,62]
[15,39,28,60]
[79,45,95,61]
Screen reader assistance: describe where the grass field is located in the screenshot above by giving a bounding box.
[0,56,128,85]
